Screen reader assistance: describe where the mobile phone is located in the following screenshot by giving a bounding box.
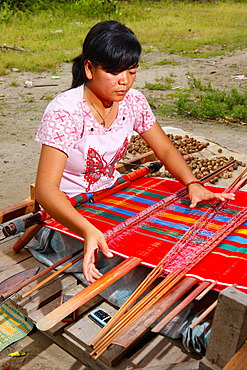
[88,308,112,327]
[60,294,76,322]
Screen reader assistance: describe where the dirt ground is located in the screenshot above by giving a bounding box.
[0,49,246,369]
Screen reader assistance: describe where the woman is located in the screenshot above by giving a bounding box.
[34,21,234,294]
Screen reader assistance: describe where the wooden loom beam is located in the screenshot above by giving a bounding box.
[152,280,211,333]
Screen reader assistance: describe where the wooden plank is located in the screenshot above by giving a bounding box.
[0,198,36,223]
[223,341,247,370]
[42,330,129,370]
[14,274,78,315]
[128,335,199,369]
[0,240,32,272]
[65,301,117,350]
[65,301,140,366]
[26,284,102,335]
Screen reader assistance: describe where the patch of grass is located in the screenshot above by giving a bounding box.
[174,78,247,121]
[154,58,179,66]
[8,81,20,87]
[146,74,175,90]
[149,74,247,122]
[0,1,247,74]
[145,82,171,91]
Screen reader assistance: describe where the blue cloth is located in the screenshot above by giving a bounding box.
[28,227,151,308]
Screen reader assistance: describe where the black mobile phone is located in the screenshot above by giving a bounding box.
[60,294,76,322]
[88,308,112,327]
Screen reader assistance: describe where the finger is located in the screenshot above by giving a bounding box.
[84,264,102,283]
[98,239,113,258]
[91,265,102,279]
[82,251,96,282]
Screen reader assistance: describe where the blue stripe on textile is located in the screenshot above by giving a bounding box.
[224,235,247,244]
[149,218,190,232]
[113,193,157,205]
[88,203,136,217]
[168,204,203,216]
[214,214,231,222]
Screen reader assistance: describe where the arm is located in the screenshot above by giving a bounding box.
[140,122,235,207]
[35,144,113,283]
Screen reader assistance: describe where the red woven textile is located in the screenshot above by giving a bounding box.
[44,178,247,292]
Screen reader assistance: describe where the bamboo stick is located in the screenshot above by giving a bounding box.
[89,260,164,346]
[151,281,210,333]
[189,299,218,329]
[21,253,84,298]
[196,281,218,301]
[1,248,84,300]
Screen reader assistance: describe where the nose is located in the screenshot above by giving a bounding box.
[118,71,129,85]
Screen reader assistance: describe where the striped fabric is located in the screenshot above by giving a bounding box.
[45,177,247,292]
[0,302,34,351]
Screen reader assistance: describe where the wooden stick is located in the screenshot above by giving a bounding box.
[152,281,210,333]
[21,253,84,298]
[1,248,84,300]
[111,277,197,349]
[36,256,142,332]
[196,280,218,301]
[13,224,43,253]
[89,260,164,346]
[189,299,218,329]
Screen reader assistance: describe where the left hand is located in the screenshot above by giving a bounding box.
[188,183,235,208]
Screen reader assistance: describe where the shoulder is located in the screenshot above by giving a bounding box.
[44,85,83,114]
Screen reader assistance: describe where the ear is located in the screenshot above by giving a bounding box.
[84,60,93,80]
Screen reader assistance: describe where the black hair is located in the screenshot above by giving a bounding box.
[71,20,141,88]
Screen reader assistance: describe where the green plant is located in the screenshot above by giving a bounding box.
[154,58,179,66]
[174,85,247,121]
[8,81,20,86]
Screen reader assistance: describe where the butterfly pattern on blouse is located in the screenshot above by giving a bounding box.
[85,138,128,192]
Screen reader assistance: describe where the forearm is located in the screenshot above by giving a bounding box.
[35,184,94,239]
[141,122,197,186]
[156,145,197,186]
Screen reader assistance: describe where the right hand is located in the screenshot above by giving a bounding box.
[82,225,113,283]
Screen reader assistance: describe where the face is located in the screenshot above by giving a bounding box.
[84,60,137,104]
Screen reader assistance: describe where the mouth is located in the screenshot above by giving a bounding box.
[116,90,127,95]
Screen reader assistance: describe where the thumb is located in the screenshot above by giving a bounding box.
[189,198,198,209]
[99,240,114,258]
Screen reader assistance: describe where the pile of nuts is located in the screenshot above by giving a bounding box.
[125,134,246,184]
[125,134,209,157]
[160,156,245,184]
[168,134,209,155]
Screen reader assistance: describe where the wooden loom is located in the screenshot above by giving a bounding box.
[32,168,247,358]
[1,161,247,368]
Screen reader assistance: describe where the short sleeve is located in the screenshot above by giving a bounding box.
[131,91,156,134]
[35,109,80,155]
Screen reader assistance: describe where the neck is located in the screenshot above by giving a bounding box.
[84,85,115,127]
[84,85,113,109]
